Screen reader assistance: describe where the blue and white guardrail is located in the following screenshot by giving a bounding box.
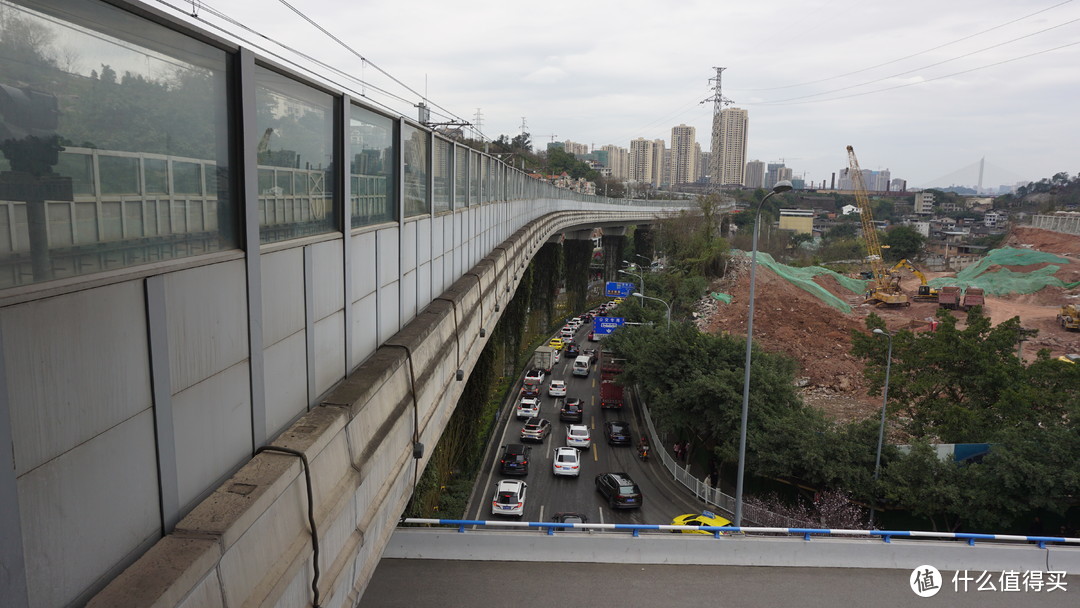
[401,518,1080,548]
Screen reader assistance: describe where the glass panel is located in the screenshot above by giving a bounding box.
[482,156,491,203]
[433,138,451,213]
[0,0,234,289]
[254,66,336,243]
[470,151,481,205]
[144,158,168,194]
[454,146,467,208]
[173,161,202,195]
[402,124,429,217]
[349,104,395,227]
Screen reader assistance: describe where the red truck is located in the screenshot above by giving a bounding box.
[961,287,985,311]
[938,286,960,310]
[599,350,625,409]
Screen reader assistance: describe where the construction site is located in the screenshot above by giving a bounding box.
[696,224,1080,422]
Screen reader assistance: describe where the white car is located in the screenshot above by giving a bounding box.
[566,424,591,448]
[517,397,540,419]
[491,479,527,517]
[553,447,581,477]
[569,317,582,329]
[560,327,575,339]
[548,380,567,397]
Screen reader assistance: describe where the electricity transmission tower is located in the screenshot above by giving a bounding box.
[702,67,733,190]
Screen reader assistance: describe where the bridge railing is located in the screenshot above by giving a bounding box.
[400,518,1080,549]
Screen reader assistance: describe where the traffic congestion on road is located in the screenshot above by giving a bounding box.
[469,301,712,527]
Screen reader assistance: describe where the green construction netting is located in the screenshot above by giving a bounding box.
[711,292,733,303]
[736,250,865,313]
[925,247,1080,296]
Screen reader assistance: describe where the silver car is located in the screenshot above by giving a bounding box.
[566,424,591,449]
[553,447,581,477]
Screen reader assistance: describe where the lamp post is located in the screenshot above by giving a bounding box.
[632,292,670,329]
[869,327,893,528]
[619,268,644,297]
[734,180,793,527]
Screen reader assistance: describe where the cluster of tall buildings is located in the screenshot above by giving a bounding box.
[549,106,910,193]
[550,107,753,189]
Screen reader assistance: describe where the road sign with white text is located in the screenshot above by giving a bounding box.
[605,281,634,297]
[592,316,625,335]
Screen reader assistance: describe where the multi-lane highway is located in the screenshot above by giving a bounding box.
[466,318,707,526]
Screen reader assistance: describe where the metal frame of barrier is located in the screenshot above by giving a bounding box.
[400,518,1080,548]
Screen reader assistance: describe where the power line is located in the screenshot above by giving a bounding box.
[742,0,1075,92]
[754,40,1080,106]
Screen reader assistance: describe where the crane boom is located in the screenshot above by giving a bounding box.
[847,146,908,306]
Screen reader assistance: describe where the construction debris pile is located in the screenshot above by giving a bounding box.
[696,226,1080,422]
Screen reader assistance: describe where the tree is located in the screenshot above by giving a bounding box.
[882,225,926,261]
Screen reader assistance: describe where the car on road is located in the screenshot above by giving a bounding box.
[566,424,591,448]
[604,420,632,446]
[582,348,597,364]
[595,472,642,509]
[670,511,732,534]
[491,479,527,517]
[560,398,583,422]
[548,379,567,397]
[520,384,540,398]
[552,446,581,477]
[524,368,546,386]
[516,397,540,419]
[560,326,575,339]
[520,417,552,442]
[548,337,564,351]
[587,330,598,342]
[566,342,580,356]
[1058,353,1079,364]
[551,512,588,524]
[499,444,531,475]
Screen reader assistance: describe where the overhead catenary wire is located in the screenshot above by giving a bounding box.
[155,0,489,138]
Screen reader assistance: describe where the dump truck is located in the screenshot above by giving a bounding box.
[938,286,961,310]
[961,287,985,311]
[599,350,625,409]
[1059,304,1080,331]
[532,346,557,373]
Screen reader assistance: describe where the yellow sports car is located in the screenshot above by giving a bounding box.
[671,511,732,534]
[547,337,564,350]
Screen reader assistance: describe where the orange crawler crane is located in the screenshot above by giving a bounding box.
[847,146,909,307]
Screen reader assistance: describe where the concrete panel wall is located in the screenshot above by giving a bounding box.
[263,331,308,438]
[3,281,151,475]
[19,410,159,608]
[261,249,305,348]
[75,206,673,608]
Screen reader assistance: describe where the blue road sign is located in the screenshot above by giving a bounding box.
[605,281,634,297]
[592,316,625,335]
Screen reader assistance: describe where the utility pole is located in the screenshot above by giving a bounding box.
[519,116,528,137]
[702,67,733,191]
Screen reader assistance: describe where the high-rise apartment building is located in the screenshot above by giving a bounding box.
[629,138,655,185]
[766,162,786,190]
[601,144,630,180]
[669,124,697,185]
[745,160,765,189]
[561,140,590,155]
[715,107,749,186]
[652,139,667,188]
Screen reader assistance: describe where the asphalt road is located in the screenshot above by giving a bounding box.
[466,321,708,527]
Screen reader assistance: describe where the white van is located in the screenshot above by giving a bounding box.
[572,355,591,377]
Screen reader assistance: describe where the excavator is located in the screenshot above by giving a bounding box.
[847,146,909,307]
[890,259,939,302]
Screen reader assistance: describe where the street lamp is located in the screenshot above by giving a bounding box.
[635,253,652,266]
[619,268,644,297]
[869,327,893,529]
[734,180,793,527]
[632,292,670,329]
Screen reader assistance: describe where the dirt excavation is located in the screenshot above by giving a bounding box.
[696,226,1080,423]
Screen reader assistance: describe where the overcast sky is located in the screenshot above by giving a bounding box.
[166,0,1080,190]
